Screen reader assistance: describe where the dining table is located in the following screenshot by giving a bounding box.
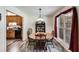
[29,32,53,40]
[29,32,53,50]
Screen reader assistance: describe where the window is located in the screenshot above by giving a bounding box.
[57,11,73,48]
[55,7,78,51]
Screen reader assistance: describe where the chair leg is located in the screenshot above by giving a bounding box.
[44,46,47,52]
[51,40,54,48]
[27,42,31,50]
[27,42,29,48]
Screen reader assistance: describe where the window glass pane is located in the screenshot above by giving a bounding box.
[65,29,71,44]
[59,28,64,39]
[64,11,72,46]
[58,16,64,39]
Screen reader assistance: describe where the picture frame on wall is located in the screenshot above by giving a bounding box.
[0,13,1,21]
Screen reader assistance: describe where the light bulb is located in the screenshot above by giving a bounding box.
[37,18,44,21]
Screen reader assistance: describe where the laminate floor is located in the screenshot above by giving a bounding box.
[7,40,15,46]
[7,40,62,52]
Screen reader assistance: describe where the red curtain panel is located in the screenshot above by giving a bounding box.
[69,7,78,52]
[54,7,78,52]
[54,17,57,37]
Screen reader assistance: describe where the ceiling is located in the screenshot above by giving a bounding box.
[17,6,64,17]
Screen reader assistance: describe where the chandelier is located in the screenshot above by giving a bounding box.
[37,8,44,21]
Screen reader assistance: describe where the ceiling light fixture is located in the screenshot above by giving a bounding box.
[37,8,44,21]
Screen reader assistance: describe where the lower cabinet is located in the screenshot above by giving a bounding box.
[7,29,15,39]
[7,29,22,39]
[15,29,22,39]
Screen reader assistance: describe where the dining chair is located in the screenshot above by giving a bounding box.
[27,28,36,50]
[35,33,47,51]
[46,31,54,48]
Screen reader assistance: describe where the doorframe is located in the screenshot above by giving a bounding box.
[6,10,23,51]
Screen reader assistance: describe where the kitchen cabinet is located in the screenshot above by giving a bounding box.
[6,16,22,26]
[7,29,22,39]
[7,29,15,39]
[6,15,22,39]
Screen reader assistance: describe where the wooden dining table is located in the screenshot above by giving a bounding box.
[29,32,53,40]
[29,32,53,50]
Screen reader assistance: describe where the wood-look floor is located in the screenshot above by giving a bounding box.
[7,39,62,52]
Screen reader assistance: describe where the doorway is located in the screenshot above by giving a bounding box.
[6,10,23,51]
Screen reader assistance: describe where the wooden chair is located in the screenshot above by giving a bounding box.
[27,28,36,50]
[35,33,47,51]
[46,31,54,48]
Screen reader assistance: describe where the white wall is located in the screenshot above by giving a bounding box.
[0,6,29,52]
[0,7,6,52]
[46,16,54,32]
[27,15,54,33]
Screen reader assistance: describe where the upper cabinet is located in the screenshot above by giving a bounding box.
[6,16,22,26]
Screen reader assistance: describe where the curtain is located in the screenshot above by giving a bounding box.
[54,17,57,37]
[69,7,78,52]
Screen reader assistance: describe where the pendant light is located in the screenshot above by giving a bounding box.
[37,8,44,21]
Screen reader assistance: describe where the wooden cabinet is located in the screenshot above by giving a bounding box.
[6,15,22,39]
[7,29,15,39]
[15,16,22,26]
[6,16,22,26]
[7,29,22,39]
